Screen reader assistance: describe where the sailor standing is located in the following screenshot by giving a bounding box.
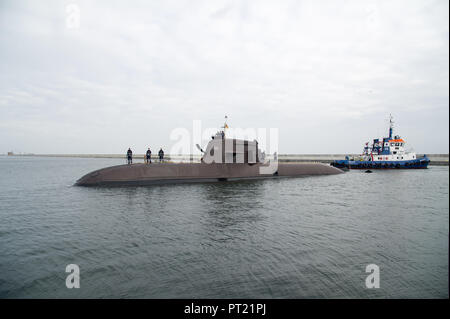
[158,148,164,163]
[146,148,152,164]
[127,148,133,164]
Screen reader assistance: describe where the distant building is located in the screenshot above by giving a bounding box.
[7,151,13,156]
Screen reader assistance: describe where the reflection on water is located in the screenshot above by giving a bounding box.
[200,180,266,233]
[0,156,448,298]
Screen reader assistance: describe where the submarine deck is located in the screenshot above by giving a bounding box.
[76,162,343,186]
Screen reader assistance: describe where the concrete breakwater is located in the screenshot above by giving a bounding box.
[5,153,449,165]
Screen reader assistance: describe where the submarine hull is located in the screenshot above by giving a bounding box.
[75,162,343,186]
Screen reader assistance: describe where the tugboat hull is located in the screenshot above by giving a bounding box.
[75,162,343,187]
[331,157,430,170]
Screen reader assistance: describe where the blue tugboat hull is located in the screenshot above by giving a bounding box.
[331,157,430,169]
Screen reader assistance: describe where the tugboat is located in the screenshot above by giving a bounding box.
[331,115,430,170]
[76,119,342,186]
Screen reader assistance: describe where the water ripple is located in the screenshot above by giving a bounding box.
[0,157,448,298]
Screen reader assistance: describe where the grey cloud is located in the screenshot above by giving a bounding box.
[0,0,448,154]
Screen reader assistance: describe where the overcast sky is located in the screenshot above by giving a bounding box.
[0,0,448,154]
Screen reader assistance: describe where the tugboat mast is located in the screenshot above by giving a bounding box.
[389,114,394,139]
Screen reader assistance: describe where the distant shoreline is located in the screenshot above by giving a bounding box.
[2,153,448,165]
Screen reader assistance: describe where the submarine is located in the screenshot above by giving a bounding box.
[76,126,342,186]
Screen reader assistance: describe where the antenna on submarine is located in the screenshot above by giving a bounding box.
[222,115,229,137]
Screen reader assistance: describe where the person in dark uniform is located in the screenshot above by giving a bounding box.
[158,148,164,163]
[127,148,132,164]
[146,148,152,164]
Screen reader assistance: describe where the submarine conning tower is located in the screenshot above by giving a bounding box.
[201,131,265,164]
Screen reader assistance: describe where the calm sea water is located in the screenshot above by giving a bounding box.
[0,156,448,298]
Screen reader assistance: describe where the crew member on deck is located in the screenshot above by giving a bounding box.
[127,148,133,164]
[146,148,152,164]
[158,148,164,163]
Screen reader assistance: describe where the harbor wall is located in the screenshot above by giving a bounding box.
[4,153,449,165]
